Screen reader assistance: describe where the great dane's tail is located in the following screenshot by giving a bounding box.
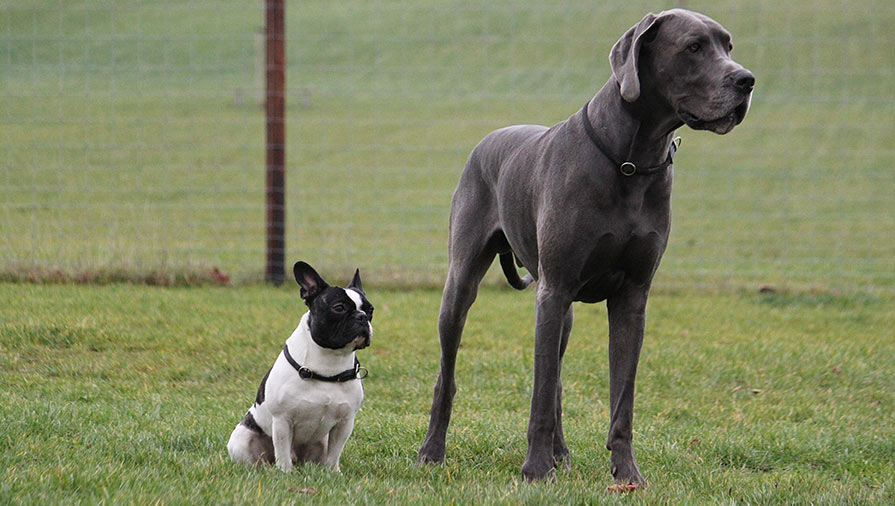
[499,253,534,290]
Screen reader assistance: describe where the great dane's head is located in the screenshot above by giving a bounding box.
[610,9,754,134]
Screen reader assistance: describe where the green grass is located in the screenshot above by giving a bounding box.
[2,282,893,504]
[3,2,892,503]
[2,0,894,290]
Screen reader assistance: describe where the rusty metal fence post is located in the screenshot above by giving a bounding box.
[264,0,286,284]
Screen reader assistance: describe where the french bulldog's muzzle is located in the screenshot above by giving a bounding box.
[349,312,372,350]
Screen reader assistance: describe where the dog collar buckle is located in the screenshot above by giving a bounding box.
[581,102,678,177]
[283,343,366,382]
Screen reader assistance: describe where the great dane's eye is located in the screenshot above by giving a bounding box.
[688,42,701,53]
[332,303,346,313]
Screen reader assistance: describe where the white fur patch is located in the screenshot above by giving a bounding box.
[345,288,364,313]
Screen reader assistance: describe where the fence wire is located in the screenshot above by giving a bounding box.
[2,0,893,291]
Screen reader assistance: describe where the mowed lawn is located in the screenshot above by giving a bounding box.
[1,282,892,504]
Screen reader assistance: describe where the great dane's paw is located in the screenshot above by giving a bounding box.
[554,449,572,471]
[521,458,557,482]
[610,454,644,485]
[416,445,446,466]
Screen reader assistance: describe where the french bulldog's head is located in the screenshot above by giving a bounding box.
[293,261,374,351]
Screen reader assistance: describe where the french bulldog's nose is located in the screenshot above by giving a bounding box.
[354,312,368,322]
[731,69,755,92]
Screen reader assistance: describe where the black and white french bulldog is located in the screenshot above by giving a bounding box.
[227,261,374,472]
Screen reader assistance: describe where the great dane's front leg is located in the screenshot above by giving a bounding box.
[521,286,572,481]
[606,284,648,484]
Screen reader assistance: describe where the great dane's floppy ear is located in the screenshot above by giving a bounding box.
[293,261,329,303]
[347,268,364,294]
[610,12,663,103]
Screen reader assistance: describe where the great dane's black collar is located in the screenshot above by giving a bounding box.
[580,102,680,176]
[282,344,368,382]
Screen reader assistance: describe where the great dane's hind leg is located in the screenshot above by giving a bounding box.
[606,284,648,484]
[521,285,573,481]
[418,234,496,465]
[553,306,573,470]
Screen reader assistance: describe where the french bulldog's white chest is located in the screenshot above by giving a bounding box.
[250,318,365,444]
[284,380,364,442]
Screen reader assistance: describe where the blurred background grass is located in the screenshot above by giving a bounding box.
[2,0,893,290]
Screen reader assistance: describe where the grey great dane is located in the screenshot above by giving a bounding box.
[417,9,754,483]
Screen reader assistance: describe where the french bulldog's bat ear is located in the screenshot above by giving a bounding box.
[293,261,329,302]
[348,268,364,294]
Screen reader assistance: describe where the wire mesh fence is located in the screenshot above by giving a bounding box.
[2,0,893,291]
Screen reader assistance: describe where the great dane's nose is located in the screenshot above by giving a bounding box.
[731,69,755,92]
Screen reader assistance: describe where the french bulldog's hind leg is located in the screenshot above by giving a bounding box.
[227,424,275,466]
[293,438,328,465]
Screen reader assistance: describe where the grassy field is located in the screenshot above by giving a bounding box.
[2,3,893,503]
[1,282,893,504]
[2,0,893,290]
[3,1,893,504]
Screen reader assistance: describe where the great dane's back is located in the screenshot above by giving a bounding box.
[450,125,546,248]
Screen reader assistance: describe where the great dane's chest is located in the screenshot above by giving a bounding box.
[543,180,671,302]
[574,223,668,302]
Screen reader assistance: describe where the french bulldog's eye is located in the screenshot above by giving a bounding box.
[332,303,346,313]
[688,42,701,53]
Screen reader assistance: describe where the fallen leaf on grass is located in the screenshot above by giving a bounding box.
[607,483,642,493]
[210,267,231,286]
[288,488,316,495]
